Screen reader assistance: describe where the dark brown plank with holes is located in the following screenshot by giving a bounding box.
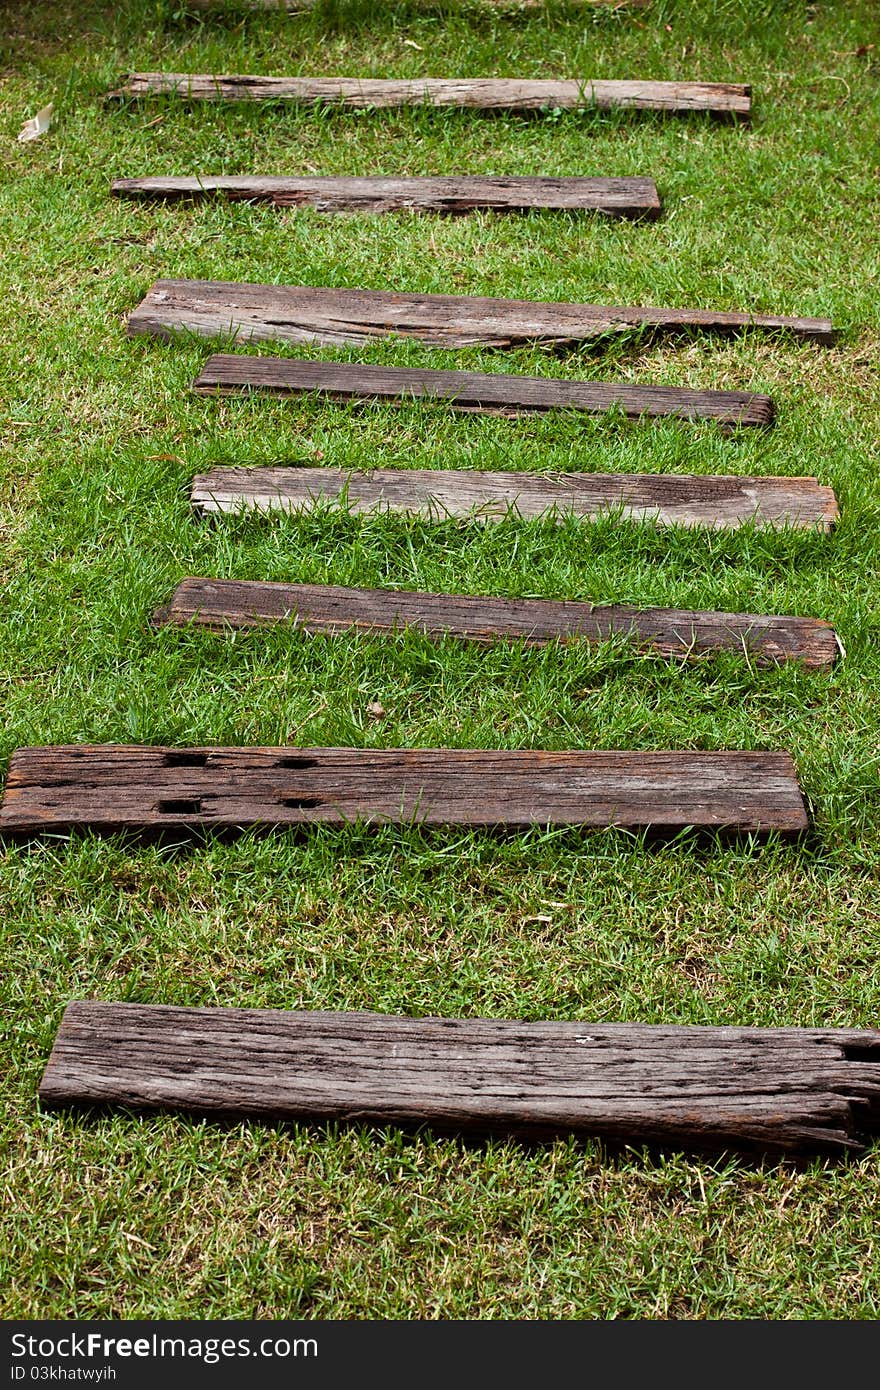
[113,177,662,220]
[108,75,751,120]
[154,579,842,671]
[129,281,832,349]
[39,1003,880,1155]
[192,357,775,428]
[0,746,808,838]
[190,466,835,532]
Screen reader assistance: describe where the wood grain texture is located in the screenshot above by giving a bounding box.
[190,466,835,532]
[0,746,808,838]
[108,75,751,120]
[39,1003,880,1155]
[130,280,832,349]
[154,578,842,670]
[192,357,775,428]
[113,177,662,220]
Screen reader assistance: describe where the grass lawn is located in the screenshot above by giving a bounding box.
[2,0,880,1319]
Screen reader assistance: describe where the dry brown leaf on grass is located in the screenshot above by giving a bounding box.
[17,104,54,143]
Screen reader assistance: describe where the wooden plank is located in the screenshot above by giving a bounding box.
[107,75,751,121]
[187,0,312,7]
[0,746,808,838]
[184,0,654,11]
[192,357,775,428]
[154,578,842,670]
[39,1003,880,1155]
[190,466,834,531]
[113,176,662,220]
[129,280,832,348]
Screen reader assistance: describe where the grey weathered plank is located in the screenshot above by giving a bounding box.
[0,746,808,838]
[192,357,775,428]
[108,75,751,120]
[39,1003,880,1155]
[113,177,662,220]
[190,466,835,532]
[184,0,654,10]
[129,280,832,349]
[186,0,312,7]
[154,578,842,670]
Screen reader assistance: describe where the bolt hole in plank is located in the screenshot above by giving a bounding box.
[128,281,833,351]
[38,1004,880,1157]
[106,76,753,123]
[157,797,203,815]
[0,746,810,840]
[155,579,842,671]
[191,357,776,430]
[279,796,322,809]
[843,1044,880,1064]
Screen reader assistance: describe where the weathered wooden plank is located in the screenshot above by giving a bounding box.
[192,357,775,428]
[108,75,751,120]
[186,0,312,7]
[0,746,808,838]
[190,466,834,531]
[184,0,654,10]
[187,0,310,7]
[154,578,842,670]
[113,177,662,220]
[129,280,832,349]
[39,1003,880,1155]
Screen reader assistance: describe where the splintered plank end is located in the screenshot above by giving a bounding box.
[39,1004,880,1155]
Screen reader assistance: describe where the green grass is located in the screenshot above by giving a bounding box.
[2,0,880,1319]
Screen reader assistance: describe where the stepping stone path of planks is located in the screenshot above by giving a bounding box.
[19,34,878,1157]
